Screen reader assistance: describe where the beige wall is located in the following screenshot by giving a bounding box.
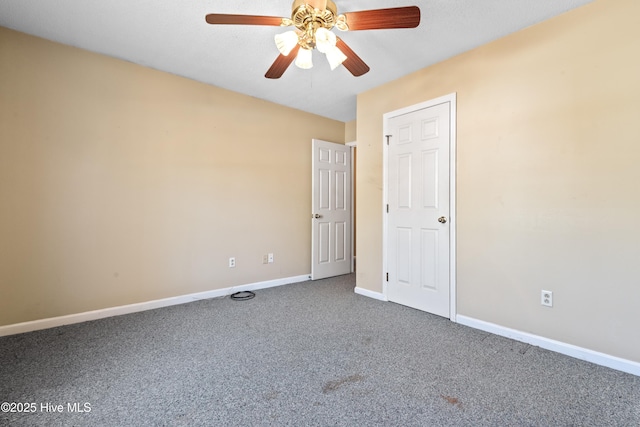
[344,120,357,143]
[356,0,640,362]
[0,27,345,326]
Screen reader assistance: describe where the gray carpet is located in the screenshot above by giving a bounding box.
[1,274,638,426]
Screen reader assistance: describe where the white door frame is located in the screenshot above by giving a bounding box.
[382,93,458,322]
[346,141,357,273]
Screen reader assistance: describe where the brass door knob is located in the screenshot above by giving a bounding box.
[314,214,323,219]
[438,216,447,224]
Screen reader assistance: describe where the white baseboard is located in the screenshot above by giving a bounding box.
[0,274,311,337]
[354,287,388,302]
[456,315,640,377]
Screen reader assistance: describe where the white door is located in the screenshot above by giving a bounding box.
[312,139,351,280]
[386,101,451,317]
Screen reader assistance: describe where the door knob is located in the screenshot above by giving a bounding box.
[438,216,447,224]
[314,214,323,219]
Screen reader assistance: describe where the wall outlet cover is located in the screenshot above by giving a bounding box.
[541,290,553,307]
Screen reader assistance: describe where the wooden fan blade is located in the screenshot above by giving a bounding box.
[343,6,420,31]
[265,44,301,79]
[336,38,370,77]
[205,14,286,26]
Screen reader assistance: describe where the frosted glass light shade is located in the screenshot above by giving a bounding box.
[315,27,336,54]
[295,48,313,69]
[275,31,299,56]
[325,46,347,70]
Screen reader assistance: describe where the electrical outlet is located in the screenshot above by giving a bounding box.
[541,290,553,307]
[229,257,236,268]
[268,253,274,263]
[262,254,268,264]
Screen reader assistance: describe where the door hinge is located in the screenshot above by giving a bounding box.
[386,272,389,282]
[385,135,392,145]
[386,204,389,213]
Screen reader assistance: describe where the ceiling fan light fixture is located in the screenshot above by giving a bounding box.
[275,31,299,56]
[325,45,347,70]
[295,47,314,69]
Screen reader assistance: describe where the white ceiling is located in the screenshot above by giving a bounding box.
[0,0,593,122]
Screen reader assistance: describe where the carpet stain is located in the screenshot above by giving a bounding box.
[441,394,463,409]
[322,374,364,393]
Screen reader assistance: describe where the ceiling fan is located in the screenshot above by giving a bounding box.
[205,0,420,79]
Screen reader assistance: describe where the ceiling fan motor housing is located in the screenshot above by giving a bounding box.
[290,0,341,49]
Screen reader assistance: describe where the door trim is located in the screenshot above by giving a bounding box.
[346,141,357,273]
[382,93,457,322]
